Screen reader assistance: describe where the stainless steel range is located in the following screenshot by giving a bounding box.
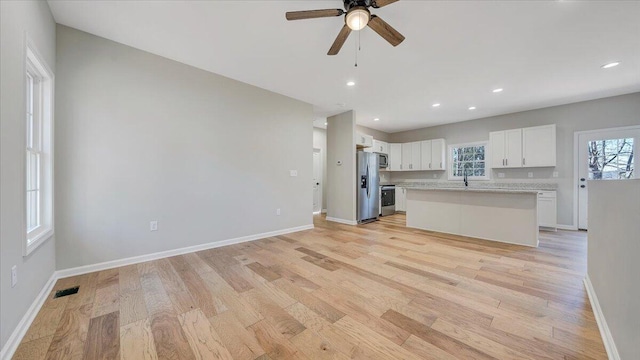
[380,185,396,216]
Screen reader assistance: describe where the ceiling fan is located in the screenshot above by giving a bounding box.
[285,0,405,55]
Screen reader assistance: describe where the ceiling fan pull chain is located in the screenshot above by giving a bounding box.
[354,32,358,67]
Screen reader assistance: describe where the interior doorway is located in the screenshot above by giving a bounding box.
[313,148,322,214]
[575,125,639,229]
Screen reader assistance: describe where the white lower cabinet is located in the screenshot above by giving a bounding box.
[538,191,557,229]
[396,187,406,211]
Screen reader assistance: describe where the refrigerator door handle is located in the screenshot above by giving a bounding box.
[366,161,370,198]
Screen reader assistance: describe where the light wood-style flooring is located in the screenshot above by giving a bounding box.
[13,214,606,359]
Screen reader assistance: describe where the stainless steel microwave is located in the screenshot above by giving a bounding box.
[377,153,388,168]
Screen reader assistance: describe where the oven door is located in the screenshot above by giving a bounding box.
[380,187,396,216]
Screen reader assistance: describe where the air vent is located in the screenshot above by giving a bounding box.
[54,286,79,298]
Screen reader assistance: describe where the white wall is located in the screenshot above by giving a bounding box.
[389,93,640,226]
[54,25,313,269]
[587,179,640,360]
[0,0,57,351]
[313,127,327,211]
[327,111,356,223]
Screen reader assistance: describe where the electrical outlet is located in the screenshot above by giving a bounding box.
[498,173,505,178]
[552,171,559,178]
[276,208,281,216]
[11,265,17,288]
[528,172,534,178]
[150,220,158,231]
[289,170,298,177]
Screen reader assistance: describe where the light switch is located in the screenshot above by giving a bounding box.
[289,170,298,177]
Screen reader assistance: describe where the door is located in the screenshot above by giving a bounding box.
[490,131,506,168]
[389,143,402,171]
[420,140,432,169]
[313,149,322,213]
[505,129,523,168]
[577,126,639,229]
[411,142,422,170]
[431,139,446,170]
[402,143,412,170]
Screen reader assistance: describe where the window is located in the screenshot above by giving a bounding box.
[587,138,634,180]
[448,142,489,180]
[25,42,54,255]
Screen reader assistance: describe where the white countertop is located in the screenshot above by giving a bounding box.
[404,186,541,194]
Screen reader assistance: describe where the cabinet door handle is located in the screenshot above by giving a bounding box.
[400,164,402,169]
[429,163,432,169]
[440,162,442,168]
[502,159,505,166]
[523,158,526,166]
[506,159,508,166]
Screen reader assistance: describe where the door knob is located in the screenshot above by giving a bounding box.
[580,178,586,181]
[580,185,586,188]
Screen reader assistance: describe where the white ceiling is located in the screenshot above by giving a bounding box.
[48,0,640,133]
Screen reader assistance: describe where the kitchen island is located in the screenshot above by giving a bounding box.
[405,187,539,247]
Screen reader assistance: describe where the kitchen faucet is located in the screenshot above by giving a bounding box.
[463,168,469,187]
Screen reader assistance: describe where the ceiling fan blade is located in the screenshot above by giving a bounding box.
[285,9,344,21]
[368,15,405,47]
[372,0,399,8]
[328,25,352,55]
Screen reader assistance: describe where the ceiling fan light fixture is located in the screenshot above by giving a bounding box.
[346,7,370,31]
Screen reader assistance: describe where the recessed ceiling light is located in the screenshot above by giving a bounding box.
[492,88,503,93]
[468,106,476,110]
[346,81,355,86]
[374,118,380,121]
[432,103,441,108]
[324,122,328,126]
[601,62,620,69]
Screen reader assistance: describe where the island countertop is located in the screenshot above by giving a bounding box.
[403,186,542,195]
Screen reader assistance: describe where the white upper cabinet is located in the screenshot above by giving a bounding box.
[421,139,446,170]
[356,132,373,148]
[411,142,421,170]
[401,142,421,171]
[490,125,555,168]
[389,143,402,171]
[372,139,389,154]
[523,124,556,167]
[490,129,522,168]
[401,143,412,171]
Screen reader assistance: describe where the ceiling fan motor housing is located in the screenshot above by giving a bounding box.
[344,0,374,11]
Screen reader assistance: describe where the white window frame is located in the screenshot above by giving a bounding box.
[24,37,54,256]
[448,141,490,181]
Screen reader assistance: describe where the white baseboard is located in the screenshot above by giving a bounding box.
[0,224,314,360]
[584,275,620,360]
[556,223,578,231]
[56,224,314,279]
[0,273,57,360]
[325,217,357,226]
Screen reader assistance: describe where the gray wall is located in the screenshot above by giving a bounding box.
[313,127,328,211]
[587,179,640,360]
[357,124,391,143]
[389,93,640,226]
[55,26,313,269]
[327,111,356,222]
[0,0,57,350]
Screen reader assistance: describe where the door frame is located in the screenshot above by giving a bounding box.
[313,148,323,214]
[573,125,640,230]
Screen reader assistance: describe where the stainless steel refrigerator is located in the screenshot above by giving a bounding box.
[357,151,380,223]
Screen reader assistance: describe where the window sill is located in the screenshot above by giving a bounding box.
[25,227,53,256]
